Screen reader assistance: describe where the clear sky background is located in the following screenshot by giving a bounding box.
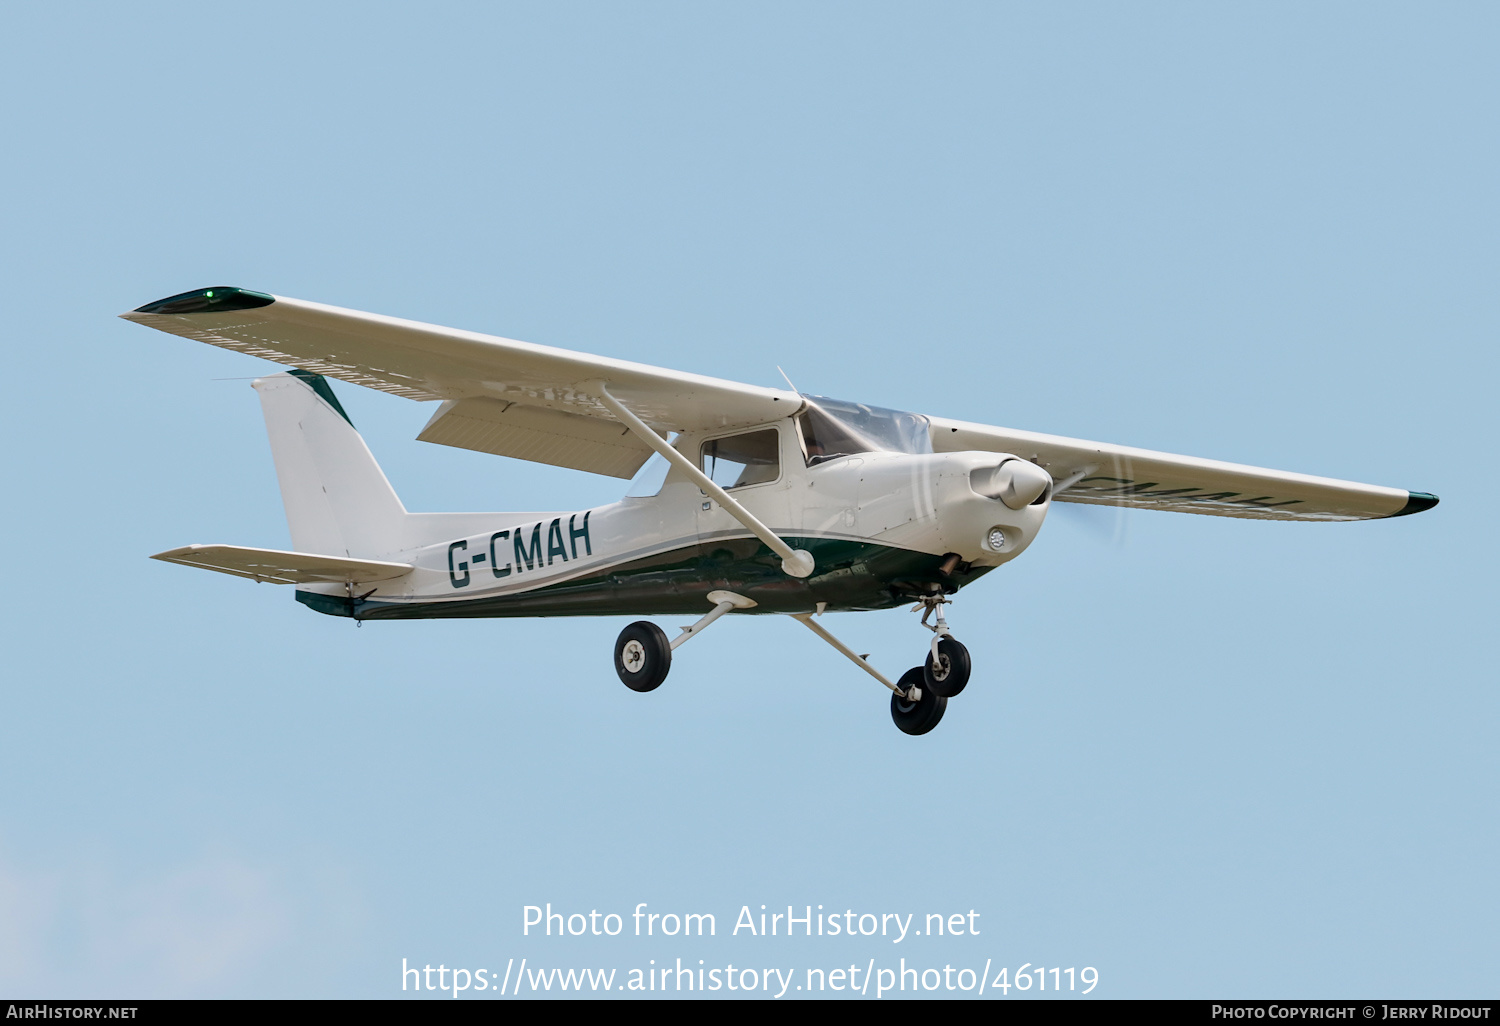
[0,1,1493,999]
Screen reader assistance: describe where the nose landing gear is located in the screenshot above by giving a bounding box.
[925,637,971,698]
[915,597,971,699]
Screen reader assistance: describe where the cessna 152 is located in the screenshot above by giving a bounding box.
[124,286,1439,735]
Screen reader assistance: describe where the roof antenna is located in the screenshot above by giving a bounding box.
[776,365,801,395]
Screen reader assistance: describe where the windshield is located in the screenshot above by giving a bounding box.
[797,396,932,466]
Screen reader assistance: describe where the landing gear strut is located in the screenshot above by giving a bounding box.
[614,590,757,692]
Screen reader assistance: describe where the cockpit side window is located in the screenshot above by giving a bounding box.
[797,397,932,466]
[700,428,781,489]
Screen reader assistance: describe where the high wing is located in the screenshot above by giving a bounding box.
[151,545,414,584]
[120,286,800,479]
[929,417,1436,522]
[123,286,1436,520]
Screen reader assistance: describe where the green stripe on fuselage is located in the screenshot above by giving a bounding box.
[296,536,993,620]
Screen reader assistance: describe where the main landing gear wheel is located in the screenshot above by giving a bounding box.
[615,621,671,692]
[924,636,971,698]
[891,667,947,735]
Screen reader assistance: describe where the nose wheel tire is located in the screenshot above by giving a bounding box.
[615,621,672,692]
[891,667,948,735]
[924,637,971,698]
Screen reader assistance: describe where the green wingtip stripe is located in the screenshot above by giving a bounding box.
[133,286,274,315]
[1389,491,1440,518]
[287,369,355,428]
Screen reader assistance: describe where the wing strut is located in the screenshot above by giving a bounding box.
[1049,465,1098,497]
[594,383,815,578]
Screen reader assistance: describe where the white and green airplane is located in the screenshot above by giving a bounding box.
[125,286,1438,735]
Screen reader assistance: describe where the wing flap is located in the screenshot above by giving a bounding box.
[930,418,1435,522]
[151,544,414,584]
[416,397,660,478]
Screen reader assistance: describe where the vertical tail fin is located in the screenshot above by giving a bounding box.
[253,371,408,558]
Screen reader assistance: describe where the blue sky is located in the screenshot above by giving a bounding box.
[0,1,1493,998]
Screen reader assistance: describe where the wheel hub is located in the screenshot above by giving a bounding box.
[622,639,645,672]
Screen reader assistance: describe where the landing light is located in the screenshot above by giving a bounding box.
[987,527,1006,551]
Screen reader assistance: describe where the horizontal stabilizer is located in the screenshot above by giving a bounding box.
[151,544,413,585]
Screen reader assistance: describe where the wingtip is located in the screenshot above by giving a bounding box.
[149,545,202,561]
[1389,491,1440,517]
[127,286,275,316]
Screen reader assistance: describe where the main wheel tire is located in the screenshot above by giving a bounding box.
[615,621,672,692]
[891,666,948,735]
[924,636,971,698]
